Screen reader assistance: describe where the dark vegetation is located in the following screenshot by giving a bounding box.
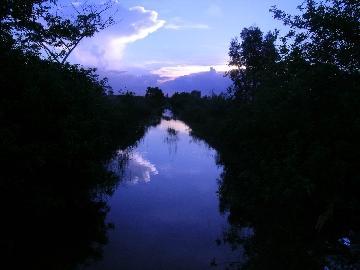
[0,1,163,269]
[171,1,360,269]
[145,86,166,107]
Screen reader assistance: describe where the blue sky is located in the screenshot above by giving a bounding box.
[66,0,300,93]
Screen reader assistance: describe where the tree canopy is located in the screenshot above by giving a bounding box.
[1,0,116,63]
[271,0,360,72]
[171,0,360,269]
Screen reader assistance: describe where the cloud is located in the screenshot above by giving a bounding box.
[114,6,165,42]
[164,17,209,30]
[164,23,209,30]
[72,5,165,70]
[159,119,191,134]
[98,66,232,95]
[127,152,159,183]
[151,64,231,80]
[109,150,158,184]
[111,73,160,93]
[160,68,232,95]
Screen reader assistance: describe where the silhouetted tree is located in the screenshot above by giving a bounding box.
[1,0,116,63]
[271,0,360,72]
[171,1,360,269]
[0,2,164,269]
[145,87,164,99]
[227,27,279,101]
[145,87,166,107]
[190,90,201,98]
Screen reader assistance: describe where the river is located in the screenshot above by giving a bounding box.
[84,114,239,269]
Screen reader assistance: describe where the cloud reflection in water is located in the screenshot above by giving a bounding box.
[158,119,191,134]
[109,150,158,184]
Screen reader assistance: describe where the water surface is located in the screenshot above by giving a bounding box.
[86,117,238,269]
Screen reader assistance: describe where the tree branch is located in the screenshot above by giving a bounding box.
[40,42,61,63]
[61,35,85,64]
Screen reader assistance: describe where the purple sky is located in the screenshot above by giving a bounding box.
[64,0,299,94]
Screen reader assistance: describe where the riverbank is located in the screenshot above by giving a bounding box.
[0,49,164,270]
[169,88,360,269]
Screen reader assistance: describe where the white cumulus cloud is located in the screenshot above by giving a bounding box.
[72,5,165,70]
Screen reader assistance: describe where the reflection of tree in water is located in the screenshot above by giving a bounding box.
[164,127,179,158]
[210,160,360,270]
[1,137,151,270]
[1,163,116,270]
[108,149,131,183]
[109,149,158,184]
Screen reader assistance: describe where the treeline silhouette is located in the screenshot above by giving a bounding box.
[0,1,163,269]
[171,1,359,269]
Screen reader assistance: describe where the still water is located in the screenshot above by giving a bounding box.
[85,115,238,269]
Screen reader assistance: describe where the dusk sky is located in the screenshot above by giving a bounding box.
[67,0,299,93]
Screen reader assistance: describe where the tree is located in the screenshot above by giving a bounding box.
[0,0,116,64]
[145,87,165,99]
[145,87,166,107]
[270,0,360,72]
[190,90,201,98]
[227,27,279,101]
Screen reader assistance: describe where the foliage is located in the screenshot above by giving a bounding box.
[0,47,162,269]
[0,1,162,269]
[271,0,360,72]
[0,0,115,63]
[145,86,166,107]
[227,27,279,101]
[171,0,360,269]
